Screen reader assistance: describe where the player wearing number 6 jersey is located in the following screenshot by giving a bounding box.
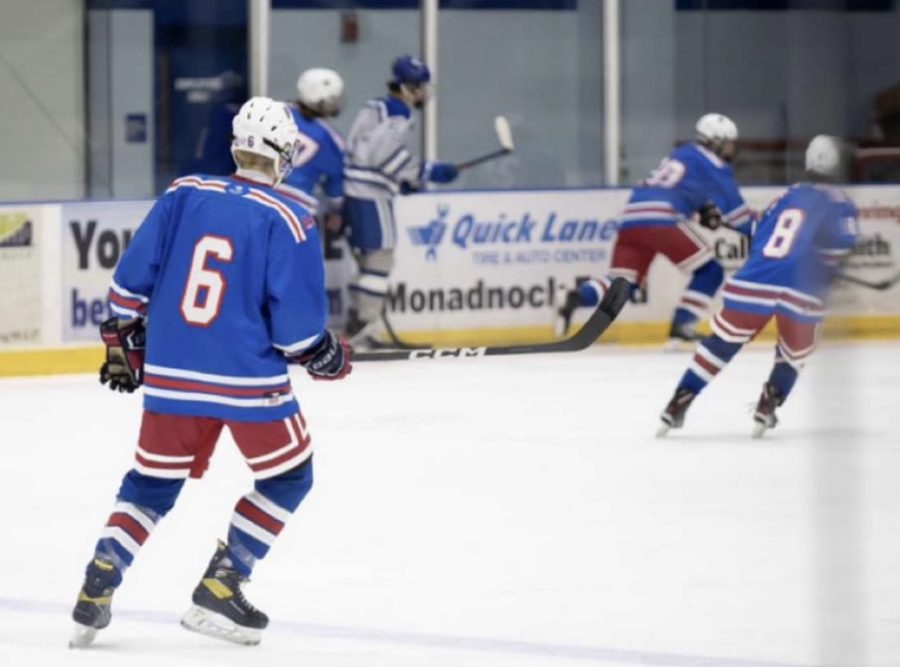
[556,113,754,345]
[70,97,352,649]
[658,135,858,438]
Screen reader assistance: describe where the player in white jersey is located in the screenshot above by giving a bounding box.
[343,54,460,346]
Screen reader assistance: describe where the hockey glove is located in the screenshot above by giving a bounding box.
[399,181,420,195]
[427,161,459,184]
[293,330,352,381]
[698,201,723,231]
[99,317,146,393]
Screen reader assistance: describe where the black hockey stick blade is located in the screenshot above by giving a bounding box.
[837,270,899,291]
[353,277,630,362]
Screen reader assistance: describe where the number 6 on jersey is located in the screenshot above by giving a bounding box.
[180,235,234,326]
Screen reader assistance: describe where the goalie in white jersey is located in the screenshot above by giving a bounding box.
[343,54,460,345]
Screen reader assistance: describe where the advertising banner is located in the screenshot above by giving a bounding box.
[389,186,900,337]
[389,189,629,333]
[61,200,153,342]
[0,206,44,348]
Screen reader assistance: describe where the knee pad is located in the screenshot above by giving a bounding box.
[255,458,313,513]
[117,469,185,518]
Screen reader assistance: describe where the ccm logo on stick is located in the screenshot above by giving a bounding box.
[410,347,487,359]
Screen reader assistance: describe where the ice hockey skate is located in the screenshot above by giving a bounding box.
[752,382,784,439]
[657,388,697,437]
[181,541,268,646]
[664,321,703,352]
[554,286,581,337]
[69,558,117,648]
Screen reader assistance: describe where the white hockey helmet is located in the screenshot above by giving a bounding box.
[805,135,842,177]
[296,68,344,117]
[231,96,299,185]
[696,113,738,159]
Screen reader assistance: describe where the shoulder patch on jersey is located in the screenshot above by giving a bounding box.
[242,188,308,244]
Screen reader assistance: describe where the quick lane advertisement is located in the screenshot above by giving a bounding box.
[61,201,153,342]
[0,206,43,347]
[389,190,630,333]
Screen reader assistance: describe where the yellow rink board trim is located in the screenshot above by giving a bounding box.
[0,346,104,377]
[1,315,898,378]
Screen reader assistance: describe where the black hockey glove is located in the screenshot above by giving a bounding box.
[293,330,352,381]
[99,317,146,393]
[698,201,723,231]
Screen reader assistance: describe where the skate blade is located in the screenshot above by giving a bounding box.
[68,623,98,649]
[663,338,696,353]
[656,422,672,438]
[751,422,768,439]
[180,605,262,646]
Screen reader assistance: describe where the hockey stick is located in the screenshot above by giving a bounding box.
[352,277,630,362]
[837,270,900,291]
[455,116,514,172]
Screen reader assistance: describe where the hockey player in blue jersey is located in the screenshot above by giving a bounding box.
[658,136,858,438]
[279,67,346,233]
[556,113,754,345]
[342,54,460,345]
[70,97,352,648]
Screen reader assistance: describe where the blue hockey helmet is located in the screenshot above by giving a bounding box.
[391,55,431,86]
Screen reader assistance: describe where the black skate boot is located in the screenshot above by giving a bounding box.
[554,288,581,337]
[665,321,702,351]
[181,541,268,646]
[69,558,118,648]
[344,307,365,339]
[752,382,784,439]
[657,388,697,437]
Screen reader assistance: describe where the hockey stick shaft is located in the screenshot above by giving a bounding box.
[837,270,899,291]
[456,148,511,171]
[353,277,630,362]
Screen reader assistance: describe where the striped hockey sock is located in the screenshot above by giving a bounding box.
[677,334,743,395]
[93,501,160,586]
[90,470,184,585]
[576,277,614,307]
[225,460,313,576]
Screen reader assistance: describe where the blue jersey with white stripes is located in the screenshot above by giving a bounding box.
[278,107,345,213]
[731,183,858,302]
[621,143,752,233]
[108,174,327,422]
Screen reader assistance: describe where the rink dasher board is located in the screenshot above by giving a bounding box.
[0,185,898,375]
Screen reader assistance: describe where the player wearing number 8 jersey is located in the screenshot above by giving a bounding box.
[556,113,753,345]
[70,97,352,649]
[658,135,858,438]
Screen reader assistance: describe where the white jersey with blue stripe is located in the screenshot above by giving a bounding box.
[108,174,327,422]
[622,143,752,233]
[344,96,423,200]
[278,107,345,214]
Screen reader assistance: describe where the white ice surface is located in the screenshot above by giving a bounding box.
[0,343,898,667]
